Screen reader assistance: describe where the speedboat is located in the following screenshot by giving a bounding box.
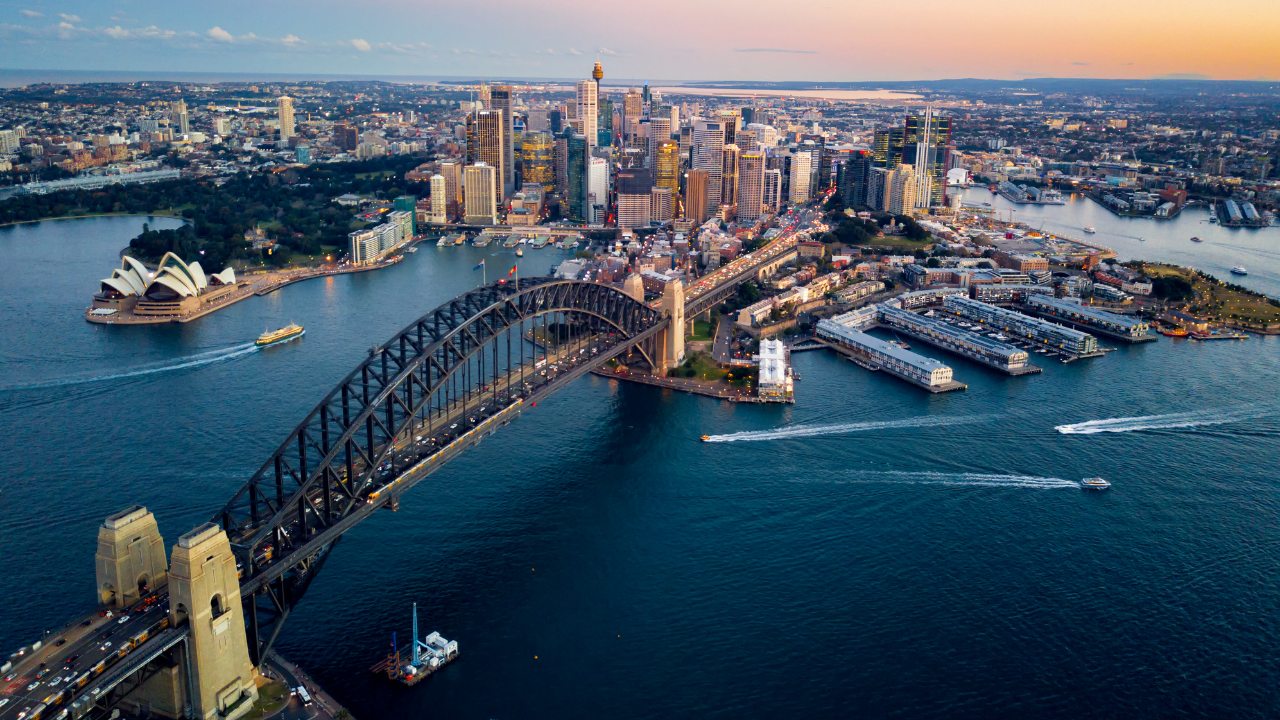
[1083,226,1096,234]
[700,435,710,442]
[1080,477,1111,491]
[1231,267,1248,276]
[1190,237,1202,243]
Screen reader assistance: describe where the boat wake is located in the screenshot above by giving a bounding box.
[1055,405,1278,435]
[1,342,260,391]
[841,470,1079,489]
[705,414,991,443]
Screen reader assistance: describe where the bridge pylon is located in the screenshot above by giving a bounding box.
[95,506,168,608]
[659,278,686,372]
[169,523,259,720]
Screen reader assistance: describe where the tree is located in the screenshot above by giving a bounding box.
[1151,276,1194,302]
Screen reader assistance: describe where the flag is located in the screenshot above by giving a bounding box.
[473,260,485,271]
[509,265,517,277]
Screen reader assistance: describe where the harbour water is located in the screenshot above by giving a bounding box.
[958,187,1280,298]
[2,216,1280,717]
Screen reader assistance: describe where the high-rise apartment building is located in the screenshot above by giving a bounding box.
[885,165,917,215]
[904,106,951,207]
[737,152,767,223]
[693,120,726,217]
[336,124,358,151]
[171,100,190,136]
[489,86,515,196]
[429,175,449,224]
[211,116,230,135]
[867,167,890,211]
[463,163,498,225]
[521,131,554,192]
[839,150,873,208]
[439,160,464,218]
[277,96,295,142]
[467,110,505,194]
[788,150,813,204]
[576,80,598,149]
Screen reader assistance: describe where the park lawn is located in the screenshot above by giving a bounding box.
[688,320,716,342]
[1143,262,1280,324]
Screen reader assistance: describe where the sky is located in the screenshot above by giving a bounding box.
[0,0,1277,83]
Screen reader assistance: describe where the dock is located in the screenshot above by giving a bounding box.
[591,368,762,402]
[803,337,968,393]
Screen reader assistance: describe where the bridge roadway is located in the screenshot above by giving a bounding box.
[670,205,823,316]
[0,592,173,720]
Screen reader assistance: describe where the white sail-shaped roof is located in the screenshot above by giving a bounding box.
[123,256,152,286]
[147,275,196,298]
[186,261,208,291]
[210,268,236,285]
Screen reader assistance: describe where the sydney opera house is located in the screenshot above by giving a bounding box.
[93,252,238,318]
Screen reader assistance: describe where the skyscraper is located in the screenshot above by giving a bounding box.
[788,150,813,204]
[597,97,614,147]
[277,96,295,143]
[885,165,917,215]
[737,152,766,223]
[489,86,515,196]
[576,80,598,149]
[439,160,464,218]
[171,100,189,136]
[763,169,782,212]
[463,163,498,225]
[873,127,905,168]
[650,187,673,223]
[867,167,890,211]
[521,131,554,192]
[429,175,448,224]
[616,168,653,229]
[693,120,726,217]
[721,144,740,215]
[566,132,589,222]
[647,116,672,168]
[587,157,608,223]
[623,90,643,139]
[654,139,680,196]
[467,110,505,193]
[685,169,710,224]
[839,149,873,208]
[904,106,951,207]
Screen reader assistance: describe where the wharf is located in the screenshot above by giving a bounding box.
[591,368,761,402]
[882,327,1043,377]
[1190,330,1249,341]
[804,337,967,393]
[1019,306,1159,344]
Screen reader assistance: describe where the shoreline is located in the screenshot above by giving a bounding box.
[0,211,187,228]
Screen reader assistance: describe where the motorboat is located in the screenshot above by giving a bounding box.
[1231,267,1248,276]
[700,435,710,442]
[1190,237,1202,243]
[1083,226,1096,234]
[1080,477,1111,491]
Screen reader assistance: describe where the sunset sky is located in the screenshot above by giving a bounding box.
[1,0,1277,81]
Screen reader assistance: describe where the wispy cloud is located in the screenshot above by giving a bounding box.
[598,47,617,56]
[59,13,80,22]
[351,38,371,51]
[733,47,817,54]
[568,47,582,55]
[19,9,42,17]
[1071,61,1089,66]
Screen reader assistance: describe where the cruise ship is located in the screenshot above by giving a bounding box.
[256,323,304,346]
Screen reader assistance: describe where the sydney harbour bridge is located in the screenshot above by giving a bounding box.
[0,231,801,720]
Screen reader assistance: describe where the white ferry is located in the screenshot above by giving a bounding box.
[1080,477,1111,491]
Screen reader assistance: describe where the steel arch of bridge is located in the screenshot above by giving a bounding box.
[213,278,667,665]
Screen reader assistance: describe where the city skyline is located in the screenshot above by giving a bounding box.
[1,0,1278,81]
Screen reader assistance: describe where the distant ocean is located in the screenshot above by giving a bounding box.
[0,68,688,89]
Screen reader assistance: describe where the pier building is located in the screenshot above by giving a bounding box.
[817,319,963,391]
[1024,295,1156,343]
[944,296,1099,355]
[878,305,1036,374]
